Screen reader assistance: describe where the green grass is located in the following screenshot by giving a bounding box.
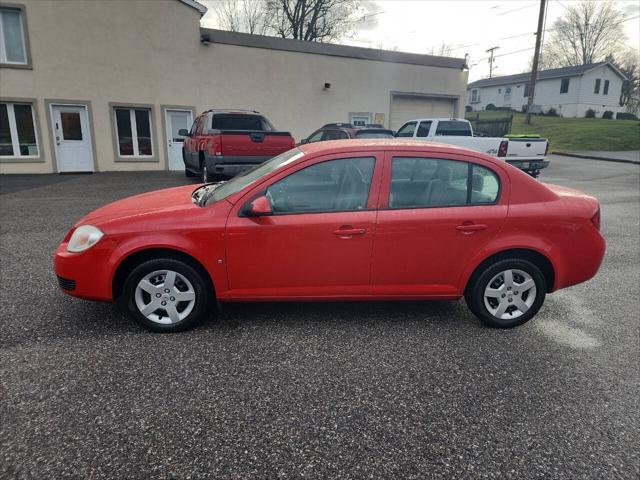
[464,111,640,152]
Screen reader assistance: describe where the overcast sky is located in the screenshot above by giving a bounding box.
[200,0,640,82]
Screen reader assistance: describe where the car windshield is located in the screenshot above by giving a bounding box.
[355,129,394,138]
[202,148,304,206]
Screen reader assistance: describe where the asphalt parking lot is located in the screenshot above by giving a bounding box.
[1,155,638,479]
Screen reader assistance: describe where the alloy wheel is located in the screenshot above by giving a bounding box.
[134,269,196,324]
[483,269,537,320]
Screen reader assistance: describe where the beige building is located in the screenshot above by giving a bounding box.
[0,0,468,174]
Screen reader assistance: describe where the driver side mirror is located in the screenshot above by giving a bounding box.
[244,195,272,217]
[178,129,190,137]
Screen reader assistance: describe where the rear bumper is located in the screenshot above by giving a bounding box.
[204,154,272,177]
[506,159,550,171]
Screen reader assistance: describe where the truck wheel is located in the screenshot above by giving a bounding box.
[185,169,196,178]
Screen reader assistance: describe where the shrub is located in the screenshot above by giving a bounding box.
[486,104,496,111]
[465,105,472,113]
[616,112,638,120]
[545,108,559,117]
[602,110,614,119]
[585,109,596,118]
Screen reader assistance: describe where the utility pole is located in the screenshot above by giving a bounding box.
[486,46,499,78]
[526,0,547,125]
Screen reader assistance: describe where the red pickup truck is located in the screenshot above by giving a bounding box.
[180,110,295,182]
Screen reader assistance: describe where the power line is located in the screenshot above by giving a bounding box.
[497,2,539,15]
[486,46,500,77]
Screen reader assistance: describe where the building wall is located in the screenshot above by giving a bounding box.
[577,65,624,117]
[0,0,468,174]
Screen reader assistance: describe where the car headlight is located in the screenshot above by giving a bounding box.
[67,225,104,253]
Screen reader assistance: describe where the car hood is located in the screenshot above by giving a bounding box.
[77,185,201,227]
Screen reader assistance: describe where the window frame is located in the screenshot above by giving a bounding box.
[603,79,609,95]
[233,151,384,217]
[395,121,417,138]
[379,152,503,211]
[470,89,480,103]
[261,156,378,216]
[594,79,601,94]
[0,98,41,162]
[0,3,31,69]
[560,78,570,94]
[109,102,158,162]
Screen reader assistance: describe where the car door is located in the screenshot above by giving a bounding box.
[370,151,509,297]
[225,152,383,299]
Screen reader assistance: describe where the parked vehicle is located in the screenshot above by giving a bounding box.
[181,109,295,182]
[54,140,604,332]
[396,118,549,177]
[300,123,395,144]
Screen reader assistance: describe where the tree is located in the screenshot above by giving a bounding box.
[540,0,626,68]
[607,50,640,110]
[215,0,361,43]
[216,0,269,35]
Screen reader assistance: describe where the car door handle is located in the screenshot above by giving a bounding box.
[333,227,366,237]
[456,223,488,233]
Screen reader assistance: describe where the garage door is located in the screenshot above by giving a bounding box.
[390,95,456,131]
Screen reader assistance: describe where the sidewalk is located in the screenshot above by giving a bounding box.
[554,150,640,165]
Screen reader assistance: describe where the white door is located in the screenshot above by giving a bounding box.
[165,109,192,171]
[52,105,94,172]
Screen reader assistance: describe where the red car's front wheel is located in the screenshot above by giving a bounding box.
[123,258,212,332]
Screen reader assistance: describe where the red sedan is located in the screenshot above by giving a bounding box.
[54,140,605,332]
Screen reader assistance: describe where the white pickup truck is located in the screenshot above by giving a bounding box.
[395,118,549,177]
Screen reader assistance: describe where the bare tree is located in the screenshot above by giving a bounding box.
[428,43,454,57]
[607,50,640,110]
[541,0,627,68]
[216,0,268,35]
[265,0,360,42]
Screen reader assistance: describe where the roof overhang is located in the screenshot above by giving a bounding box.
[177,0,207,16]
[199,28,466,70]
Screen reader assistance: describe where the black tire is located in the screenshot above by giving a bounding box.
[185,168,196,178]
[465,258,546,328]
[122,258,212,332]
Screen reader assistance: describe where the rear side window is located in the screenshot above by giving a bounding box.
[416,121,432,137]
[395,122,417,137]
[211,114,267,131]
[354,129,394,139]
[434,121,472,136]
[389,157,500,208]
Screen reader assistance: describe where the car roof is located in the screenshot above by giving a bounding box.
[298,138,491,160]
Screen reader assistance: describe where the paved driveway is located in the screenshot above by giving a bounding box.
[1,156,638,479]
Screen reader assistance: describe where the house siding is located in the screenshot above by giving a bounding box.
[466,64,626,118]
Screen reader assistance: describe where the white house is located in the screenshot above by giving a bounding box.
[466,62,627,118]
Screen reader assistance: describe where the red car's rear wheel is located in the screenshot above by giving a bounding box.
[465,258,546,328]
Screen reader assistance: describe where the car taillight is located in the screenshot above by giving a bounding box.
[545,142,549,156]
[591,206,601,230]
[498,140,508,157]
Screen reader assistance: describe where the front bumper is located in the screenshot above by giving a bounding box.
[53,241,115,301]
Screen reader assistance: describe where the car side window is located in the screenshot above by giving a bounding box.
[416,121,432,137]
[389,157,499,209]
[306,130,324,143]
[266,157,375,214]
[321,130,349,141]
[189,117,200,136]
[395,122,417,137]
[470,164,499,203]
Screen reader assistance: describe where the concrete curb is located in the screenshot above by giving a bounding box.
[553,151,640,166]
